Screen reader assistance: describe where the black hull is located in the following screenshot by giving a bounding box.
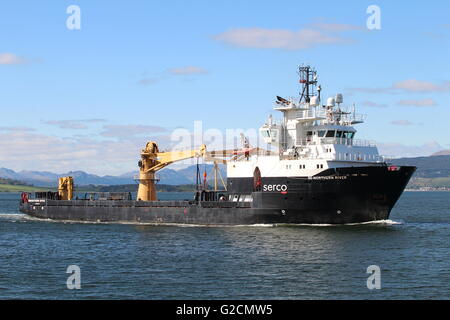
[20,166,416,225]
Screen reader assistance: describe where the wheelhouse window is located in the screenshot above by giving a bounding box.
[336,131,343,138]
[343,132,355,139]
[271,130,277,138]
[318,130,326,137]
[325,130,335,138]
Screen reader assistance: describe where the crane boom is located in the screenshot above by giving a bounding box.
[136,140,273,201]
[137,141,206,201]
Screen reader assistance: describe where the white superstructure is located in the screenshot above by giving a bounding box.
[228,65,384,179]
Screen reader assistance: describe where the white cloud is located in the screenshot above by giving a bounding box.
[307,22,364,32]
[0,129,172,175]
[214,27,354,50]
[397,99,437,107]
[360,101,387,108]
[45,119,106,130]
[137,66,208,86]
[346,87,395,94]
[348,79,450,95]
[390,120,415,126]
[99,125,168,140]
[137,78,159,86]
[0,126,35,132]
[168,66,208,75]
[0,53,27,65]
[393,79,450,92]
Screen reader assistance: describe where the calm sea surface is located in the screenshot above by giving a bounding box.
[0,191,448,299]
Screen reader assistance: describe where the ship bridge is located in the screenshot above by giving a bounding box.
[259,65,382,164]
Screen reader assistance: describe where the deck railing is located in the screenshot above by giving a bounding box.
[280,151,387,163]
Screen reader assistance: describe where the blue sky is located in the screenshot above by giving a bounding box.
[1,0,449,174]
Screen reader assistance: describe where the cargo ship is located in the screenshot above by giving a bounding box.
[19,65,416,225]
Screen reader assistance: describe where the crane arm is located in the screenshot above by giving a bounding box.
[143,144,207,173]
[204,147,276,164]
[137,141,207,201]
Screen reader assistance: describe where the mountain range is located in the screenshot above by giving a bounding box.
[0,164,226,187]
[1,154,449,187]
[391,155,450,178]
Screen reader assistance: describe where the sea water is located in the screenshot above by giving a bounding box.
[0,192,448,299]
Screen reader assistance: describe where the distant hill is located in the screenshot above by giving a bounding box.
[0,164,226,187]
[0,177,51,192]
[431,150,450,156]
[0,177,32,186]
[0,168,135,187]
[391,155,450,178]
[390,154,450,189]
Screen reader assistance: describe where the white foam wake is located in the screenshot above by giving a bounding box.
[351,219,403,226]
[273,219,403,227]
[1,215,403,228]
[0,213,27,221]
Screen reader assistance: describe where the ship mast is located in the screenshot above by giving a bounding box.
[298,65,318,104]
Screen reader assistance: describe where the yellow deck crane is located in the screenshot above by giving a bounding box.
[58,176,74,200]
[136,141,207,201]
